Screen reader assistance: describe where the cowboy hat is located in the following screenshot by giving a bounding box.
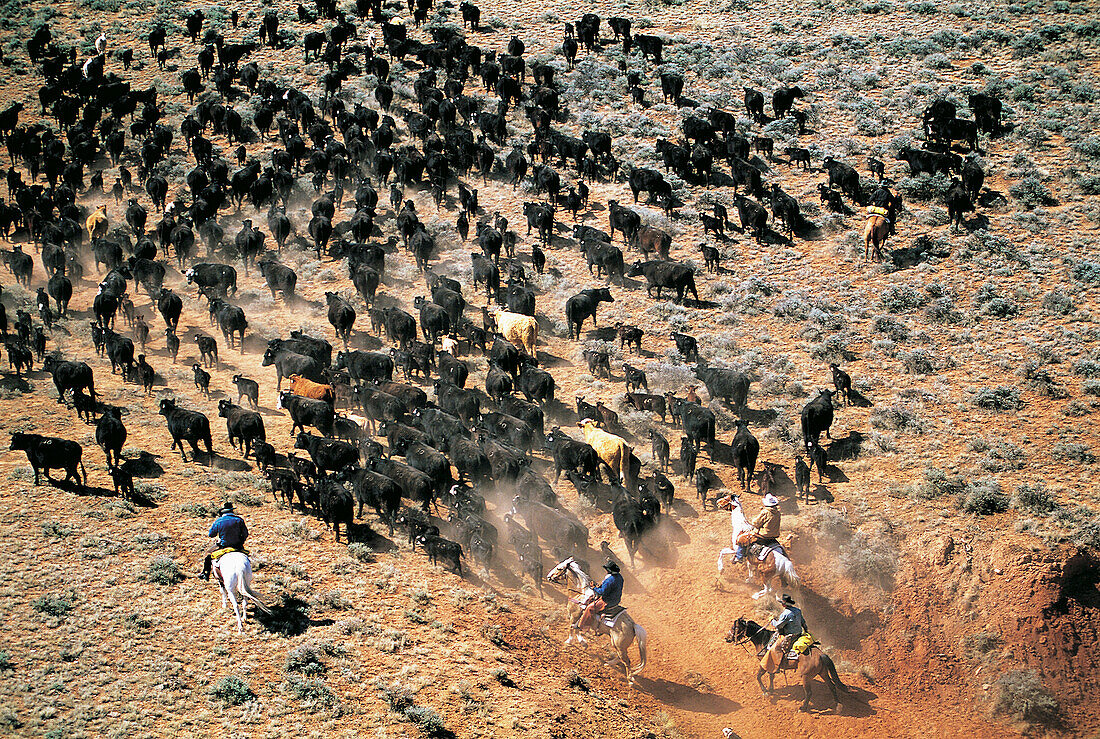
[781,593,796,606]
[602,560,620,573]
[218,502,235,514]
[762,493,779,507]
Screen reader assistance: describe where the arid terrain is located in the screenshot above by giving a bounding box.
[0,0,1098,736]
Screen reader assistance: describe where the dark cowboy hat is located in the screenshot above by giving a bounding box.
[218,502,235,514]
[781,593,796,606]
[602,560,620,573]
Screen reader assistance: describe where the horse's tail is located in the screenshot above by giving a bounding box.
[238,557,272,614]
[819,651,849,697]
[632,622,647,676]
[774,551,799,588]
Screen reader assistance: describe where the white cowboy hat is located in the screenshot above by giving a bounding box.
[762,494,779,507]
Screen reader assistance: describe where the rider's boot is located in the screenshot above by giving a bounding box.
[199,555,212,581]
[733,544,744,562]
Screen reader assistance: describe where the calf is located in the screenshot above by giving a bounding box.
[670,331,699,362]
[316,478,355,542]
[695,466,722,510]
[582,348,611,378]
[195,335,218,368]
[158,399,213,462]
[232,374,260,408]
[110,465,136,500]
[680,436,697,480]
[624,392,666,422]
[416,534,464,575]
[43,355,95,403]
[649,429,670,472]
[9,432,87,487]
[794,455,811,502]
[830,363,852,405]
[616,323,643,354]
[622,363,648,392]
[188,355,214,395]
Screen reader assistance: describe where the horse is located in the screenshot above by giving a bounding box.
[715,494,798,599]
[546,556,648,684]
[725,617,848,712]
[212,551,271,632]
[862,213,889,261]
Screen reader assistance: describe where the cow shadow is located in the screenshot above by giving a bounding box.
[828,431,863,461]
[0,374,33,393]
[669,497,698,518]
[757,463,797,498]
[120,450,164,478]
[804,484,834,504]
[347,523,397,552]
[256,595,336,637]
[820,463,848,484]
[741,405,778,427]
[846,388,873,408]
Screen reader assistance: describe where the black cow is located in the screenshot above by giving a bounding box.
[628,167,671,203]
[219,399,266,458]
[744,87,765,122]
[94,406,127,469]
[801,389,835,448]
[259,260,297,301]
[565,287,614,340]
[417,534,464,575]
[730,419,759,491]
[608,200,641,244]
[159,399,212,462]
[694,362,751,410]
[232,375,260,408]
[969,93,1002,135]
[675,400,716,454]
[279,391,335,437]
[9,433,87,487]
[369,456,435,511]
[262,346,324,390]
[824,157,864,204]
[42,355,95,403]
[671,331,698,362]
[334,350,393,385]
[296,432,359,473]
[680,436,697,480]
[734,195,768,241]
[515,365,555,404]
[627,261,699,303]
[772,86,804,118]
[186,263,237,298]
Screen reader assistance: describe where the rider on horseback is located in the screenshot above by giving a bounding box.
[200,502,249,581]
[578,559,623,631]
[761,594,814,670]
[734,494,780,562]
[868,184,900,235]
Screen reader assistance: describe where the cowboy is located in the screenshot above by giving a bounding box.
[577,560,623,631]
[868,184,900,235]
[200,502,249,581]
[760,593,812,671]
[734,494,780,562]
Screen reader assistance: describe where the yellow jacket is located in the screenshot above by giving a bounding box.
[751,507,781,538]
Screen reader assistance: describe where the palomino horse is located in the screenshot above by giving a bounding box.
[546,557,648,684]
[715,494,799,599]
[863,212,890,261]
[726,617,848,712]
[213,551,271,632]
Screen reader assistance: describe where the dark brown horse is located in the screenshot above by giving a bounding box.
[725,617,848,712]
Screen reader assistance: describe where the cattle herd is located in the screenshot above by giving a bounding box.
[1,0,1010,590]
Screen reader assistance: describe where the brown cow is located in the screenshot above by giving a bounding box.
[287,373,335,404]
[635,225,671,260]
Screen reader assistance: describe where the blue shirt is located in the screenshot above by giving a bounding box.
[592,573,623,608]
[771,606,807,637]
[209,514,248,548]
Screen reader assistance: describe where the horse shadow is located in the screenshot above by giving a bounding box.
[256,596,336,637]
[769,682,877,717]
[0,374,33,393]
[634,676,742,714]
[191,451,251,472]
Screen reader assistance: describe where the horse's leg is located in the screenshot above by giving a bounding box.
[756,667,767,693]
[801,673,812,712]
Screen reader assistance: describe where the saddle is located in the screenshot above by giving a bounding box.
[211,546,249,562]
[747,540,786,562]
[599,604,626,628]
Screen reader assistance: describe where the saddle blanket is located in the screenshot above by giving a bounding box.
[211,547,249,562]
[600,606,627,629]
[748,542,786,561]
[867,205,889,217]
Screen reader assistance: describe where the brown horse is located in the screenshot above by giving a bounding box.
[726,617,848,712]
[862,213,889,261]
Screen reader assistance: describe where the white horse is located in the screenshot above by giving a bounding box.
[715,495,799,600]
[546,557,648,684]
[213,552,271,632]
